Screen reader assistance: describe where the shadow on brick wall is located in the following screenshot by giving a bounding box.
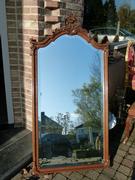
[21,0,45,130]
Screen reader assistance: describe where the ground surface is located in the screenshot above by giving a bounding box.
[12,125,135,180]
[0,128,32,180]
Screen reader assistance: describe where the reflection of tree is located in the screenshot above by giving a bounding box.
[128,10,135,33]
[84,0,135,33]
[118,5,135,33]
[55,112,72,135]
[72,66,102,130]
[83,0,118,29]
[83,0,105,29]
[118,5,130,29]
[104,0,118,26]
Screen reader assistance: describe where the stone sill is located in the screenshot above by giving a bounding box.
[45,0,60,10]
[45,15,59,23]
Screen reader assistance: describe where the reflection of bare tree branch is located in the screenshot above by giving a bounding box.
[55,112,73,135]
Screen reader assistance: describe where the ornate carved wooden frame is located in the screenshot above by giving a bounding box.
[30,15,109,175]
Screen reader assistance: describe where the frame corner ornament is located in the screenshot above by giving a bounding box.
[30,38,38,56]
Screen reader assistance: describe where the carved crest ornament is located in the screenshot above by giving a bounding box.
[30,14,108,54]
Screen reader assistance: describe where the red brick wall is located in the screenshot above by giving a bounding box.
[6,0,44,129]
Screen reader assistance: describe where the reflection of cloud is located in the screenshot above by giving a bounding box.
[70,113,79,119]
[70,113,83,127]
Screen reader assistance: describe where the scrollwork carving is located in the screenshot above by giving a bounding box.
[65,14,78,26]
[30,14,108,55]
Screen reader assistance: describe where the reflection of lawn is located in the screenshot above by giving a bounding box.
[39,146,103,168]
[39,156,102,168]
[74,148,101,159]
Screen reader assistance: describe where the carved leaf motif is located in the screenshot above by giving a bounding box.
[65,14,78,26]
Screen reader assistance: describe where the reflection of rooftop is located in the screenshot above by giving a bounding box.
[40,112,63,134]
[75,123,83,129]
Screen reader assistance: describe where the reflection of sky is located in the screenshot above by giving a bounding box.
[116,0,135,9]
[38,35,103,123]
[102,0,135,9]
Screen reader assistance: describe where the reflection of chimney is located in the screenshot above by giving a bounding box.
[41,112,46,125]
[41,112,46,134]
[41,112,45,120]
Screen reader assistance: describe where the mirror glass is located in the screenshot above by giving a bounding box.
[37,35,104,168]
[84,0,135,42]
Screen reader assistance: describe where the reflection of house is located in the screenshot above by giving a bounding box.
[41,112,63,134]
[75,124,100,146]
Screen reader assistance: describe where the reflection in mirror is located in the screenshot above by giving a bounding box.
[84,1,135,43]
[37,35,104,168]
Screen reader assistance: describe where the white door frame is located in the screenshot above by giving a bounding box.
[0,1,14,124]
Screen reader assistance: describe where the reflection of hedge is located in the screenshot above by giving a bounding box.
[76,149,100,159]
[130,28,135,34]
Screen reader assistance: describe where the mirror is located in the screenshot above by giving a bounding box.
[31,16,109,174]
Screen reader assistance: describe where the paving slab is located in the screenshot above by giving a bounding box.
[0,129,32,180]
